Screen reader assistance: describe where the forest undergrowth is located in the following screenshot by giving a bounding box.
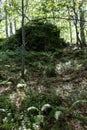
[0,47,87,130]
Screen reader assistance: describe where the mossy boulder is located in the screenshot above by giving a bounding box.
[3,20,66,51]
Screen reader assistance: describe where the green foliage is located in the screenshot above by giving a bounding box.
[44,65,57,77]
[0,90,87,129]
[1,35,18,50]
[0,38,6,49]
[73,49,85,59]
[0,42,87,130]
[0,95,18,129]
[53,49,63,58]
[23,92,62,110]
[0,50,21,65]
[2,20,66,51]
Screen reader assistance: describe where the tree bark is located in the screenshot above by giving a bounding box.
[10,18,13,35]
[14,19,16,33]
[21,0,25,79]
[79,7,86,48]
[67,4,72,43]
[5,0,8,37]
[72,0,81,47]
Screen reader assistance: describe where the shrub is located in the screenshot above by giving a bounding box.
[2,20,66,51]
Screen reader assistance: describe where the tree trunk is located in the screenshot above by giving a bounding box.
[72,0,81,47]
[79,7,86,48]
[14,19,17,33]
[52,0,55,24]
[69,20,72,43]
[5,0,8,37]
[10,18,13,35]
[67,4,72,43]
[21,0,25,79]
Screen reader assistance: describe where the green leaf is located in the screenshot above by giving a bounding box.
[70,100,87,110]
[54,111,62,120]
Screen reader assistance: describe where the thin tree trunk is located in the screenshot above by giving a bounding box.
[10,18,13,35]
[14,19,16,33]
[9,1,13,36]
[67,4,72,43]
[79,7,86,48]
[21,0,25,78]
[5,0,8,37]
[72,0,81,47]
[52,0,55,24]
[69,20,72,43]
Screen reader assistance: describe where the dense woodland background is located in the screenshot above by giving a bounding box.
[0,0,87,130]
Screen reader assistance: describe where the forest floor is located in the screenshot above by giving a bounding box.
[0,47,87,130]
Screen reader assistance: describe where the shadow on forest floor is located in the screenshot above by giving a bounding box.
[0,49,87,130]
